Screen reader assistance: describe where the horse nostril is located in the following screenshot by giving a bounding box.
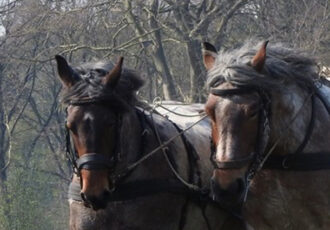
[210,176,247,211]
[210,176,245,196]
[80,191,109,210]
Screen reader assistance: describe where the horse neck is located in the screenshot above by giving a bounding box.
[118,107,185,177]
[246,84,330,227]
[118,107,143,165]
[309,84,330,151]
[270,84,330,154]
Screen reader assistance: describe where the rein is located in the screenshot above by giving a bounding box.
[111,111,208,186]
[263,90,330,170]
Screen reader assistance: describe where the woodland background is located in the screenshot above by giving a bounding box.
[0,0,329,229]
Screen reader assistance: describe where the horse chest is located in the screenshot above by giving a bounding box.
[244,170,330,230]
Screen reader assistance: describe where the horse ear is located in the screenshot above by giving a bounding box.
[103,57,124,88]
[251,41,269,72]
[202,42,218,71]
[55,55,80,88]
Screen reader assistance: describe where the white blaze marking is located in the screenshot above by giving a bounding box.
[83,112,94,121]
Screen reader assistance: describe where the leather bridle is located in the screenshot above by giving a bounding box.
[209,83,330,187]
[65,98,122,180]
[209,86,271,187]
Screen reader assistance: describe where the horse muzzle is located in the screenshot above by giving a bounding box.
[210,176,247,212]
[81,190,111,211]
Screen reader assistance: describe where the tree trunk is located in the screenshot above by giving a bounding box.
[124,0,178,100]
[149,0,178,100]
[0,64,7,183]
[187,39,206,102]
[0,64,12,230]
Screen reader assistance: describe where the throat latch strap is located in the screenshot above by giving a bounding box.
[264,152,330,170]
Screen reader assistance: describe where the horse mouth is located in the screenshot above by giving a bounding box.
[82,199,107,211]
[210,177,246,212]
[81,191,110,211]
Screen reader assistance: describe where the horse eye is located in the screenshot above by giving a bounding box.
[249,110,258,118]
[247,104,259,118]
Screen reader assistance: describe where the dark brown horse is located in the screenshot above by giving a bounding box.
[55,56,245,230]
[203,41,330,229]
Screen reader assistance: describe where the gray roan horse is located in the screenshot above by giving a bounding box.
[55,55,246,230]
[202,41,330,229]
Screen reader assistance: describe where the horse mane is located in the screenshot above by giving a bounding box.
[60,60,144,107]
[206,41,321,92]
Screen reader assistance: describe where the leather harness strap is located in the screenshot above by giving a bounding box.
[264,91,330,170]
[211,155,254,169]
[69,178,210,203]
[264,152,330,170]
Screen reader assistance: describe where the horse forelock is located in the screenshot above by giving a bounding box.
[206,41,320,92]
[60,60,144,106]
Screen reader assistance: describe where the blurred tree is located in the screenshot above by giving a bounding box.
[0,0,328,229]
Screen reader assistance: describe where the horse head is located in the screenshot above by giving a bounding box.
[56,55,142,210]
[202,41,324,212]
